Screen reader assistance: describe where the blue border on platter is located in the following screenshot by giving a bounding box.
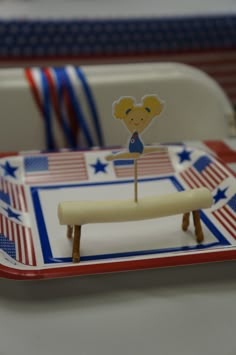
[31,175,230,264]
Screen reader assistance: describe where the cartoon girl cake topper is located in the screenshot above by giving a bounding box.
[106,94,165,202]
[106,94,164,161]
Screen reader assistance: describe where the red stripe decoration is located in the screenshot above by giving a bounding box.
[0,177,28,212]
[25,68,44,117]
[43,68,64,135]
[204,140,236,164]
[24,151,88,184]
[43,68,80,146]
[114,150,174,178]
[0,213,36,266]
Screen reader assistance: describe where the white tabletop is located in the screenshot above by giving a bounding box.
[1,261,236,355]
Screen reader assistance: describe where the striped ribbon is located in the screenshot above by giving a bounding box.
[25,66,103,150]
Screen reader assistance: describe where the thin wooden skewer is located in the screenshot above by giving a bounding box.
[134,159,138,203]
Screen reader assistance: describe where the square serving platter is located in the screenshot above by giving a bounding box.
[0,143,235,280]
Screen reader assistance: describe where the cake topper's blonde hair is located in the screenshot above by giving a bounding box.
[113,95,163,120]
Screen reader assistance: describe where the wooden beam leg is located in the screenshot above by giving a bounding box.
[72,225,81,263]
[182,212,190,231]
[192,211,204,243]
[67,225,73,239]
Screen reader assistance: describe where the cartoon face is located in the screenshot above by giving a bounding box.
[123,107,154,134]
[112,95,164,135]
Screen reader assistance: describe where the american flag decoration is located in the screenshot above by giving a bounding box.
[113,150,174,178]
[0,211,36,266]
[0,171,36,266]
[212,194,236,239]
[0,177,27,212]
[24,151,88,185]
[180,155,228,191]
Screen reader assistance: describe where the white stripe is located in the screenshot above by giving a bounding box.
[0,214,2,234]
[7,181,15,208]
[2,215,7,238]
[19,186,26,212]
[9,219,14,241]
[31,68,43,102]
[2,179,8,195]
[12,222,19,261]
[19,225,26,264]
[12,183,20,210]
[7,218,11,240]
[66,66,98,146]
[24,227,33,266]
[15,184,22,211]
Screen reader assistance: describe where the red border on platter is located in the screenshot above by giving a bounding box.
[1,248,236,280]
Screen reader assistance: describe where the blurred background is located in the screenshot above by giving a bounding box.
[0,0,236,150]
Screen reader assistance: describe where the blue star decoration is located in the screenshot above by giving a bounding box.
[177,149,193,163]
[0,161,18,178]
[3,207,21,221]
[90,159,108,174]
[213,187,228,204]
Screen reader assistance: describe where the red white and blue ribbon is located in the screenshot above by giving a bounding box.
[25,66,104,150]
